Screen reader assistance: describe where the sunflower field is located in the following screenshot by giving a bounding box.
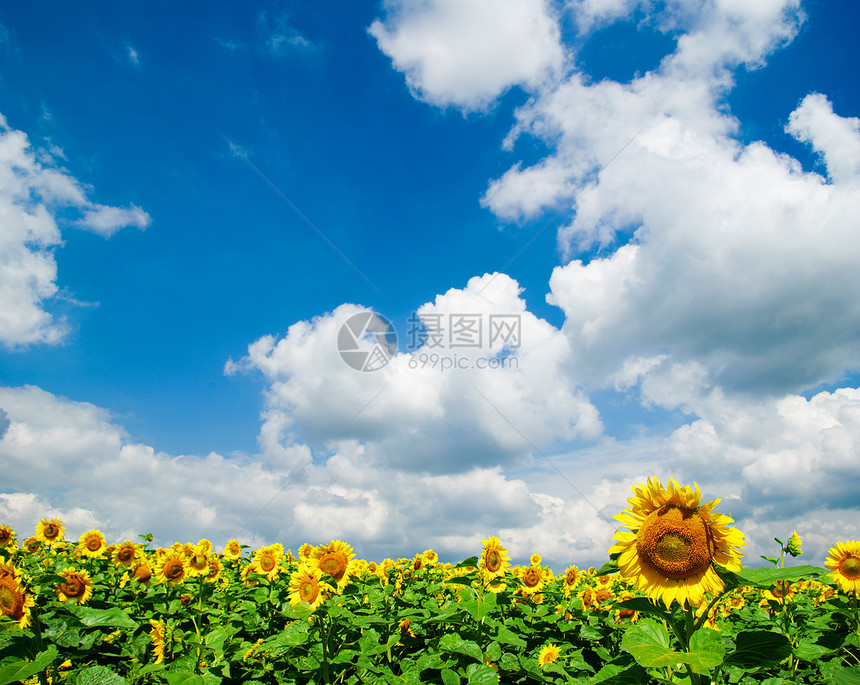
[1,479,859,685]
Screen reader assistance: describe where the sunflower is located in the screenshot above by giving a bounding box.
[422,549,439,565]
[112,541,138,567]
[479,536,510,581]
[205,557,224,583]
[77,530,107,559]
[517,565,546,595]
[530,553,542,566]
[563,565,580,596]
[149,619,168,663]
[253,544,284,580]
[223,539,242,560]
[56,567,94,604]
[0,525,15,550]
[825,540,860,594]
[310,540,355,589]
[36,518,65,545]
[186,544,211,578]
[197,539,213,555]
[156,552,189,585]
[538,643,561,668]
[608,477,745,608]
[289,565,334,611]
[0,573,34,629]
[298,543,313,560]
[22,537,41,553]
[133,561,153,585]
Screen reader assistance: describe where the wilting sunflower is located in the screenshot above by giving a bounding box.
[825,540,860,594]
[36,518,65,545]
[310,540,354,589]
[112,541,138,567]
[56,567,94,604]
[156,552,189,585]
[538,643,561,668]
[77,529,107,558]
[223,539,242,560]
[0,572,34,629]
[289,565,334,611]
[0,525,15,550]
[479,536,510,581]
[608,477,745,608]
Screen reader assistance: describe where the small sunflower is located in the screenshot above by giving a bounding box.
[530,553,542,566]
[149,619,168,664]
[310,540,354,589]
[538,643,561,668]
[563,565,580,595]
[112,541,138,567]
[223,539,242,560]
[608,477,745,608]
[205,557,224,583]
[0,525,16,550]
[825,540,860,594]
[133,561,153,585]
[36,518,65,545]
[197,539,213,555]
[253,544,284,580]
[156,552,189,585]
[77,530,107,558]
[479,536,510,581]
[289,565,334,611]
[422,549,439,564]
[56,567,94,604]
[186,544,211,578]
[22,537,41,553]
[518,565,546,595]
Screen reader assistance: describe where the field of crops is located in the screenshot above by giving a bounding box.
[1,479,858,685]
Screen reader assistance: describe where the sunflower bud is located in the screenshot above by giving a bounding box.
[784,531,803,558]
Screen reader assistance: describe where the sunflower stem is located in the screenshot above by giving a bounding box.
[684,605,702,685]
[30,609,50,685]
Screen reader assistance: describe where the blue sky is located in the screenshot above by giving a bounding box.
[1,0,859,569]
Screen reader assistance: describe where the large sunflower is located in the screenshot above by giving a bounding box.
[0,525,15,550]
[77,530,107,559]
[825,540,860,594]
[0,572,34,629]
[156,552,189,585]
[310,540,354,589]
[36,518,65,546]
[289,565,334,611]
[608,477,745,608]
[56,567,94,604]
[479,536,510,581]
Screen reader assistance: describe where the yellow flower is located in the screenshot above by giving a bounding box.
[289,565,334,611]
[479,536,510,581]
[422,549,439,564]
[223,539,242,560]
[149,619,168,663]
[36,518,65,545]
[785,531,803,557]
[310,540,354,589]
[77,529,107,558]
[538,643,561,668]
[563,564,580,595]
[253,544,284,580]
[186,544,211,578]
[56,567,94,604]
[517,564,546,595]
[0,525,16,550]
[155,551,189,585]
[530,553,542,566]
[825,540,860,594]
[608,477,745,608]
[205,556,224,583]
[112,540,138,567]
[0,570,34,629]
[133,561,153,585]
[22,537,41,553]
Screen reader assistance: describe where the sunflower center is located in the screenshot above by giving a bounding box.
[300,580,318,602]
[319,553,347,580]
[118,548,134,562]
[165,562,184,579]
[636,505,714,580]
[59,577,84,598]
[191,555,208,570]
[0,584,19,614]
[87,538,102,551]
[565,570,577,585]
[485,550,502,573]
[259,555,276,572]
[0,532,11,545]
[839,555,860,580]
[44,524,59,539]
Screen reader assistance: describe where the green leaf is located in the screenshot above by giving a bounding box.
[724,631,792,668]
[441,669,461,685]
[794,639,835,662]
[730,566,825,589]
[760,556,780,566]
[70,665,129,685]
[614,597,669,620]
[687,627,725,669]
[588,655,649,685]
[455,557,479,569]
[67,605,138,629]
[164,672,207,685]
[439,633,483,663]
[464,663,499,685]
[594,558,620,576]
[620,619,679,668]
[492,625,526,650]
[0,646,58,685]
[833,666,860,685]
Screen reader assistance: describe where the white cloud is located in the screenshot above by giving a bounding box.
[369,0,565,110]
[125,42,141,67]
[787,93,860,184]
[0,114,151,348]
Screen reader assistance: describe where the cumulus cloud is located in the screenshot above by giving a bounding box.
[0,114,151,348]
[787,93,860,184]
[369,0,565,110]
